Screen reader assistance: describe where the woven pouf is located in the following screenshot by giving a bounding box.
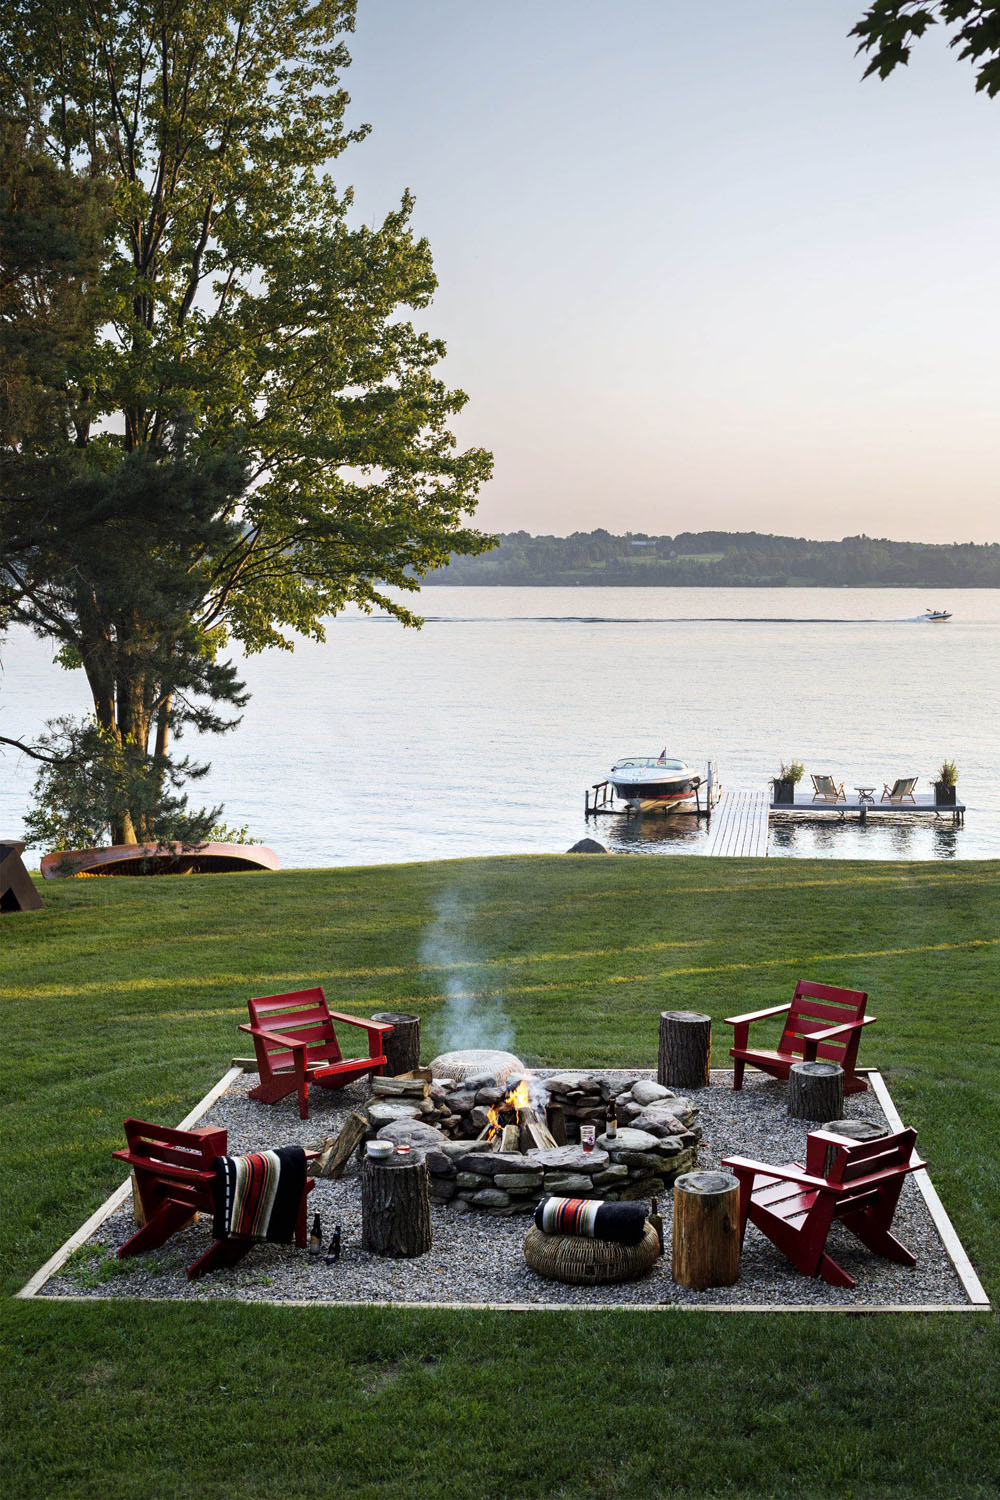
[523,1224,660,1285]
[429,1049,525,1085]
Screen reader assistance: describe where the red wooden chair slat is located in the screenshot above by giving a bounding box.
[725,979,875,1094]
[240,986,394,1119]
[722,1127,922,1288]
[113,1118,313,1280]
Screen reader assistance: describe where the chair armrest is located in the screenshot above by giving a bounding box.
[808,1016,877,1043]
[724,1002,791,1028]
[326,1010,393,1033]
[721,1155,831,1191]
[239,1024,308,1052]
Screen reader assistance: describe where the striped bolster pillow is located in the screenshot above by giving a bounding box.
[534,1196,648,1246]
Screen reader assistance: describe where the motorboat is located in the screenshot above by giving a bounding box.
[608,752,701,809]
[921,608,951,622]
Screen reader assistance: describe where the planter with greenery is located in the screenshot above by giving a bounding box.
[772,760,804,804]
[934,759,958,807]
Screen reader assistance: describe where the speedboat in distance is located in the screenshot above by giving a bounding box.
[921,608,952,622]
[608,752,702,810]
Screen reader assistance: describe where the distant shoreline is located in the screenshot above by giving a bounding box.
[425,530,1000,589]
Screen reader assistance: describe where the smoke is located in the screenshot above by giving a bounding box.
[420,885,515,1053]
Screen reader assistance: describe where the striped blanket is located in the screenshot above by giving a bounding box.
[212,1146,306,1243]
[534,1195,648,1246]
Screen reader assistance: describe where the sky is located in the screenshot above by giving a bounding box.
[337,0,1000,544]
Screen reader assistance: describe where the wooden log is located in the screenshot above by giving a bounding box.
[361,1156,432,1258]
[522,1118,558,1151]
[371,1011,421,1077]
[788,1061,844,1122]
[546,1101,568,1146]
[819,1118,887,1175]
[671,1170,740,1289]
[311,1111,369,1179]
[500,1123,521,1153]
[657,1010,711,1089]
[370,1076,429,1099]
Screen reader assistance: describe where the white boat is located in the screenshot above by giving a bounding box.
[922,608,951,622]
[608,752,701,809]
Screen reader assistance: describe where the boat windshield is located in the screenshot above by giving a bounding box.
[613,758,687,771]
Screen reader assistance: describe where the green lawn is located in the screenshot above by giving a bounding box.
[3,856,998,1499]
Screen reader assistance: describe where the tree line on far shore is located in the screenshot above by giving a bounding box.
[425,531,1000,588]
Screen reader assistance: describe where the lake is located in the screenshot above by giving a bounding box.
[2,586,998,867]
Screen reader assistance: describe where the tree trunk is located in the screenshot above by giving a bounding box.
[819,1119,887,1176]
[788,1061,844,1121]
[370,1012,421,1076]
[672,1170,741,1289]
[361,1156,432,1258]
[658,1010,712,1088]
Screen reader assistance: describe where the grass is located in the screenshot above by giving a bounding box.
[2,855,998,1498]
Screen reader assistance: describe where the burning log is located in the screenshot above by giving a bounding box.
[519,1106,558,1151]
[500,1124,521,1153]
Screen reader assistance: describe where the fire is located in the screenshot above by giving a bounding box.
[484,1077,532,1141]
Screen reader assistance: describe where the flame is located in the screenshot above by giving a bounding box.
[485,1077,532,1141]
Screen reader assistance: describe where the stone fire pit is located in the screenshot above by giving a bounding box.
[365,1063,701,1216]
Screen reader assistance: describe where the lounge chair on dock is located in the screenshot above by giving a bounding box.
[881,777,918,803]
[810,775,846,803]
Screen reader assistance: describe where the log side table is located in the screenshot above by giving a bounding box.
[361,1151,432,1258]
[672,1170,741,1289]
[657,1010,711,1089]
[788,1061,844,1122]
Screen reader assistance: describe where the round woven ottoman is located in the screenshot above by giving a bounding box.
[524,1224,660,1285]
[429,1049,525,1085]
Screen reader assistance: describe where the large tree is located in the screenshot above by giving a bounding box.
[852,2,1000,96]
[1,0,492,842]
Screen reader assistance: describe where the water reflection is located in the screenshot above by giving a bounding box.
[598,810,708,854]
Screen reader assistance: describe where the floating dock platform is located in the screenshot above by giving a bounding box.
[583,769,965,860]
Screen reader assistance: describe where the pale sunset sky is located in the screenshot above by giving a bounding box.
[342,0,999,544]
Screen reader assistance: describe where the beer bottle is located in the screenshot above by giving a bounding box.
[325,1225,342,1265]
[649,1196,664,1255]
[308,1211,322,1256]
[605,1097,618,1139]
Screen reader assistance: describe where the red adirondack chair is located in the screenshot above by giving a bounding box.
[113,1118,314,1280]
[725,979,875,1094]
[240,987,393,1119]
[722,1126,922,1288]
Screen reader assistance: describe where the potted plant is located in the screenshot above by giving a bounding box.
[772,760,804,804]
[934,759,958,807]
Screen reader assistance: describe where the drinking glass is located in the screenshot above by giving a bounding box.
[396,1129,412,1156]
[580,1125,596,1154]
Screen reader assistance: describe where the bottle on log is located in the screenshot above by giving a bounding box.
[788,1061,844,1122]
[657,1010,712,1089]
[361,1155,432,1259]
[371,1011,421,1077]
[671,1170,740,1289]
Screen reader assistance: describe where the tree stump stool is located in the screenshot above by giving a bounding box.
[819,1118,887,1175]
[657,1010,711,1088]
[371,1011,421,1077]
[788,1061,844,1122]
[672,1170,741,1289]
[361,1153,432,1258]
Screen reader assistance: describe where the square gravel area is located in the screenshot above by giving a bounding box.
[37,1068,974,1309]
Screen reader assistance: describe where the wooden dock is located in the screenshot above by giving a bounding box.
[770,792,965,825]
[704,790,770,858]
